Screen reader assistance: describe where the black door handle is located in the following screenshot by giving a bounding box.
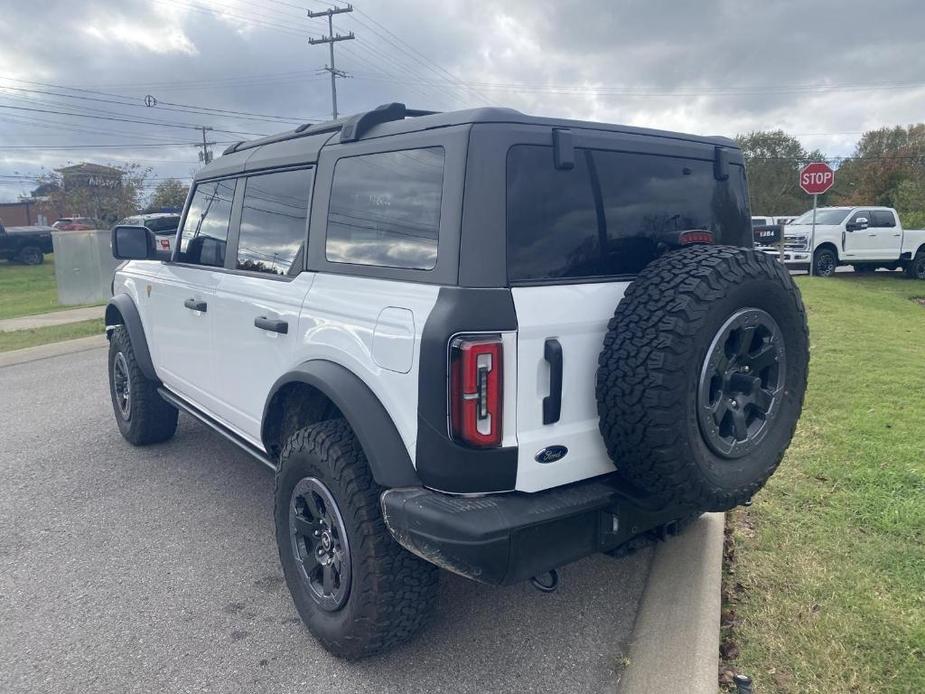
[543,338,563,425]
[183,298,207,312]
[254,316,288,334]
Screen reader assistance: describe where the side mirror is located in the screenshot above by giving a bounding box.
[112,225,161,260]
[847,217,869,232]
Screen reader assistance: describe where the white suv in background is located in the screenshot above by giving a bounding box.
[104,103,810,659]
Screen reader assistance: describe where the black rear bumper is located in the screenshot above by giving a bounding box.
[380,474,692,585]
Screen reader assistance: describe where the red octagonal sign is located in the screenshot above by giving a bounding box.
[799,161,835,195]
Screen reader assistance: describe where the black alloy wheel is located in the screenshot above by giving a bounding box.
[289,477,352,611]
[697,308,786,459]
[112,351,132,420]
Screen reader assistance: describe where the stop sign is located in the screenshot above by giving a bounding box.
[799,162,835,195]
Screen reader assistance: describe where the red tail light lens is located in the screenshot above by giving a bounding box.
[449,336,503,447]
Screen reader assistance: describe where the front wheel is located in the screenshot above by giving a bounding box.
[108,325,178,445]
[813,247,838,277]
[275,418,439,660]
[906,251,925,280]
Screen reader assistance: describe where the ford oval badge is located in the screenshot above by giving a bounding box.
[535,445,568,464]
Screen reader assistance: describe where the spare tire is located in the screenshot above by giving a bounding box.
[596,245,809,512]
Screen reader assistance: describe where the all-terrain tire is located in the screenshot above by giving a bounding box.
[275,418,439,660]
[905,250,925,280]
[108,325,178,445]
[813,247,838,277]
[596,245,809,512]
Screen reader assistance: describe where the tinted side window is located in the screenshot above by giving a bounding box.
[237,169,313,276]
[850,210,872,225]
[178,179,236,267]
[507,145,750,281]
[870,210,896,228]
[326,148,444,270]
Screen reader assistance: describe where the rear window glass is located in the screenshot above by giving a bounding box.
[869,210,896,228]
[506,145,750,282]
[325,147,444,270]
[237,168,312,276]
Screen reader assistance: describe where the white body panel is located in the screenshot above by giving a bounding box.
[146,264,226,415]
[209,272,316,444]
[296,274,440,462]
[511,282,629,492]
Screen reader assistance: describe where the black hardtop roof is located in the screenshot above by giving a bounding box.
[196,102,738,181]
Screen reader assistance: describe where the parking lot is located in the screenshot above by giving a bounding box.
[0,347,651,694]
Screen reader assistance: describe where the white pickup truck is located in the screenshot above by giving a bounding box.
[765,206,925,278]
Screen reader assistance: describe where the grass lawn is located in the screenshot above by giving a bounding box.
[0,319,104,352]
[0,256,103,320]
[723,274,925,693]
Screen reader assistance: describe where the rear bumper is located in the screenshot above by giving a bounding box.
[380,474,691,585]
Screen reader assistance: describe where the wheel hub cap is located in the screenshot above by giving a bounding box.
[289,477,351,611]
[697,308,786,459]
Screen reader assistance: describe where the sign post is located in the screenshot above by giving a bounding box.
[799,162,835,276]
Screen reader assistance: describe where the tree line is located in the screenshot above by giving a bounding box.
[736,124,925,227]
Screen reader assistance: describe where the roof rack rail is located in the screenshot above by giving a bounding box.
[217,103,439,158]
[339,103,437,143]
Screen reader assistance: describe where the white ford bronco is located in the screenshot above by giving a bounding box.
[106,103,809,659]
[763,205,925,278]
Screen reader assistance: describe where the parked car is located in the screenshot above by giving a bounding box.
[105,103,810,659]
[765,206,925,277]
[117,213,181,253]
[52,216,101,230]
[0,222,54,265]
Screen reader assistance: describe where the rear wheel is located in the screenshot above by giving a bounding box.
[275,418,438,659]
[596,246,809,512]
[813,247,838,277]
[108,325,178,445]
[906,251,925,280]
[17,246,43,265]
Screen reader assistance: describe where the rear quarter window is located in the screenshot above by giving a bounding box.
[506,145,750,282]
[325,147,445,270]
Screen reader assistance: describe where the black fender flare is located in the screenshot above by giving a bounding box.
[106,294,158,382]
[262,360,421,488]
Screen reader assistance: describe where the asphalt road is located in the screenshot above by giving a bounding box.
[0,348,652,694]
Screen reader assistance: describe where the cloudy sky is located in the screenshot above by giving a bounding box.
[1,0,923,202]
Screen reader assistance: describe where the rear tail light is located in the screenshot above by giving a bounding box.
[449,335,503,447]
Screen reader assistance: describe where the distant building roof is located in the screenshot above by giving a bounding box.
[56,163,124,176]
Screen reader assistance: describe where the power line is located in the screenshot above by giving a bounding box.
[307,4,355,119]
[0,103,266,137]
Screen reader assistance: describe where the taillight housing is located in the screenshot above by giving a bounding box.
[449,335,503,448]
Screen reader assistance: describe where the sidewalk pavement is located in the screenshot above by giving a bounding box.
[0,305,105,332]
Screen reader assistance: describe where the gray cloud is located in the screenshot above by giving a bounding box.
[1,0,923,200]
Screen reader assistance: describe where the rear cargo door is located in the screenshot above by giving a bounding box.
[507,135,750,492]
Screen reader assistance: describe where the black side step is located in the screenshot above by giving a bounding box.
[157,387,277,471]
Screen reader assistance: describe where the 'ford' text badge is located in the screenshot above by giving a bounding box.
[534,445,568,464]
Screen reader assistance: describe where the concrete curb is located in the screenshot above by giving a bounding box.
[0,335,107,369]
[617,512,724,694]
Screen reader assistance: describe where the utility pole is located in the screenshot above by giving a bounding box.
[307,4,355,119]
[197,126,215,166]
